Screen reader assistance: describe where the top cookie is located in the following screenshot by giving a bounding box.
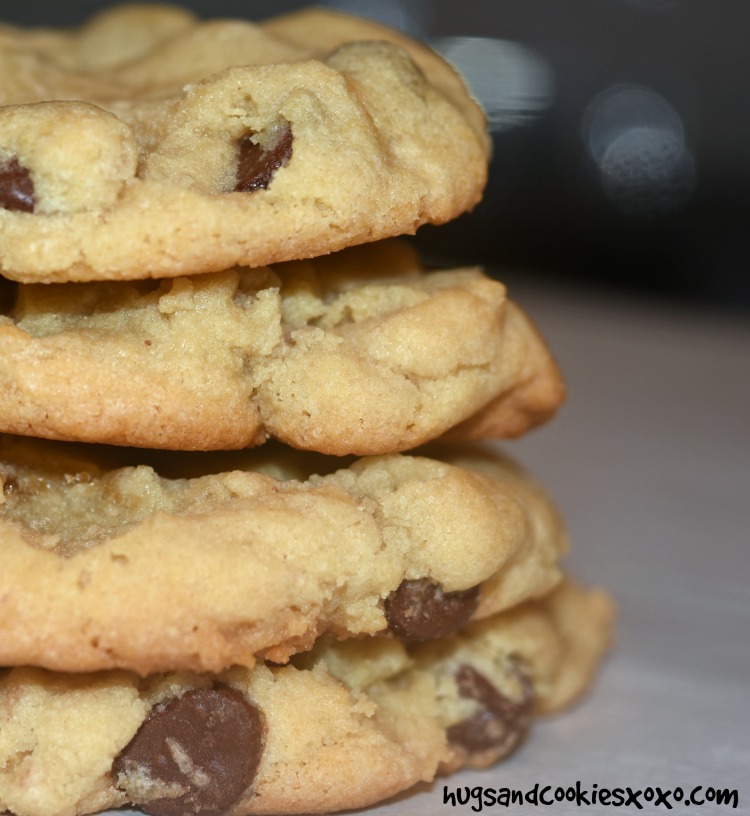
[0,6,489,283]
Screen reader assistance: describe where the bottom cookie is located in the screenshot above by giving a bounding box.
[0,580,613,816]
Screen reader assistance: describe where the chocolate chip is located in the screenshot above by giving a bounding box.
[385,579,480,641]
[2,475,18,497]
[114,685,263,816]
[447,662,533,759]
[0,158,34,213]
[235,124,292,193]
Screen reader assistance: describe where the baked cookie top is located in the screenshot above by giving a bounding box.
[0,242,564,452]
[0,438,568,674]
[0,581,613,816]
[0,5,489,283]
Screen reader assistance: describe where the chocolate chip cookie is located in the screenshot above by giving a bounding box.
[0,580,613,816]
[0,437,567,674]
[0,241,564,452]
[0,6,488,283]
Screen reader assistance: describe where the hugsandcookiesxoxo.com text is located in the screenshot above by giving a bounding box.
[443,782,739,810]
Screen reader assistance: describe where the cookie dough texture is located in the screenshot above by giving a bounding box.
[0,242,564,452]
[0,581,614,816]
[0,438,568,674]
[0,5,489,283]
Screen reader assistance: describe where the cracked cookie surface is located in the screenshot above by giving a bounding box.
[0,580,613,816]
[0,439,567,674]
[0,5,488,283]
[0,242,564,452]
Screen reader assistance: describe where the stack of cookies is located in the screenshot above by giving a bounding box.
[0,7,613,816]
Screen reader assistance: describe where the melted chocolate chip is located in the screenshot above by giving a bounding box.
[447,662,533,759]
[0,158,34,213]
[114,685,263,816]
[385,579,480,641]
[235,124,293,193]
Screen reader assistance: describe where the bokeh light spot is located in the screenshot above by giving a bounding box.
[434,37,555,132]
[583,84,695,216]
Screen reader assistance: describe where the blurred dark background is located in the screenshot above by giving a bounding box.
[5,0,750,311]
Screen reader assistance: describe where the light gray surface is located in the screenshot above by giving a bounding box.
[111,282,749,816]
[366,281,750,814]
